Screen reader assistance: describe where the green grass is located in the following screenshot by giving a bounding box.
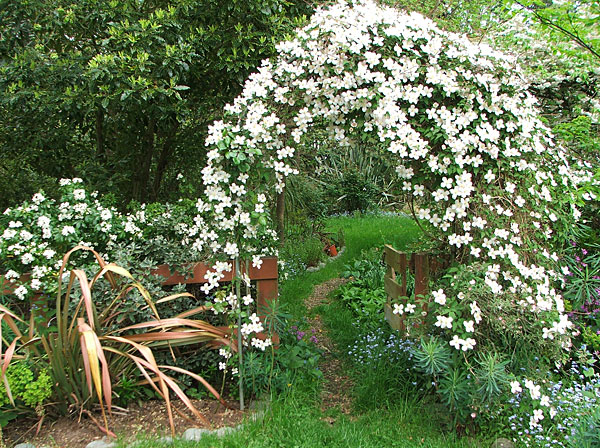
[121,391,479,447]
[280,213,420,316]
[116,214,488,448]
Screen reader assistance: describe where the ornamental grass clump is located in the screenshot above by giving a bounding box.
[1,246,231,436]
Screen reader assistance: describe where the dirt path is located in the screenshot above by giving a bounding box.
[304,278,354,417]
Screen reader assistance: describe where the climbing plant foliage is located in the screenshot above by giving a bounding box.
[194,1,595,356]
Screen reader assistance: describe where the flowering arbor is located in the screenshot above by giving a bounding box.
[197,0,594,364]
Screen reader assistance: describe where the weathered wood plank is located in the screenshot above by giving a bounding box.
[384,275,407,300]
[384,303,405,332]
[154,257,278,285]
[384,245,407,273]
[413,253,430,300]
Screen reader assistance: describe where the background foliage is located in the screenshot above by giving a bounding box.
[0,0,313,209]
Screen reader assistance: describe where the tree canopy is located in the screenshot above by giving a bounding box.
[0,0,312,208]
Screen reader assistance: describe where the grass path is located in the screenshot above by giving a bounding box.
[304,278,353,416]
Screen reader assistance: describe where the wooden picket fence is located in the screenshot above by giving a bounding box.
[383,245,431,333]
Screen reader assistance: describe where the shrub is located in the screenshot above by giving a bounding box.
[340,248,386,291]
[0,179,206,313]
[279,232,327,280]
[242,317,323,397]
[325,169,379,214]
[337,248,388,324]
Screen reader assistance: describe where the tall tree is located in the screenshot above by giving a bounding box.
[0,0,313,208]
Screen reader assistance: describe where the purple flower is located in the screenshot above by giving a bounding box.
[297,331,305,340]
[310,335,318,343]
[582,249,588,255]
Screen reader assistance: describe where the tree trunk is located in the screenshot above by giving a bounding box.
[132,117,156,203]
[150,120,178,202]
[95,108,106,160]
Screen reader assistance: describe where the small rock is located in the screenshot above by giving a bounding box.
[158,436,173,444]
[491,438,514,448]
[214,425,243,437]
[214,426,233,437]
[14,443,36,448]
[86,436,116,448]
[182,428,210,441]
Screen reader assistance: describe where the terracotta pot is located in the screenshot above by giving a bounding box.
[328,245,338,257]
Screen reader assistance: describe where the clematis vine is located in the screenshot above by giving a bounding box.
[197,0,595,355]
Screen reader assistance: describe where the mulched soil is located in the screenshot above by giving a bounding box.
[304,278,355,417]
[4,399,246,448]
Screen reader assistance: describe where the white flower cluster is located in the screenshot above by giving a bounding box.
[392,302,416,315]
[3,218,72,294]
[0,181,197,302]
[511,378,554,430]
[240,313,264,337]
[251,337,272,351]
[449,335,476,351]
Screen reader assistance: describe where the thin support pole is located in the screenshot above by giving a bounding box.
[235,257,245,411]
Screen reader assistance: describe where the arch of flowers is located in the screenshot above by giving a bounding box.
[194,0,593,356]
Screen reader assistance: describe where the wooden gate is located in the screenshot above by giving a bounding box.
[383,245,430,332]
[153,258,278,319]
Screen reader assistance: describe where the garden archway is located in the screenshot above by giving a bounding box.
[194,0,592,353]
